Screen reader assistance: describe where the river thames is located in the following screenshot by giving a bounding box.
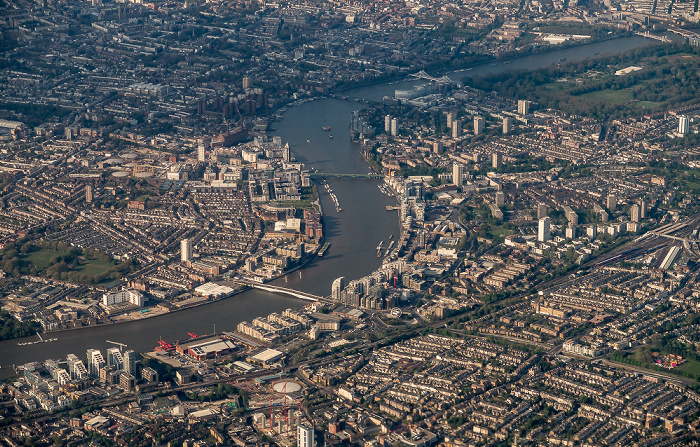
[0,36,653,375]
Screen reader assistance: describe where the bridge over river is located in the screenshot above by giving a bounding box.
[410,70,454,84]
[234,281,333,304]
[309,172,383,179]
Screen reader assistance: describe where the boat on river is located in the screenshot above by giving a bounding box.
[18,334,58,346]
[318,242,331,257]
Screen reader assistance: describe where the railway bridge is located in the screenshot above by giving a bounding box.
[309,172,383,179]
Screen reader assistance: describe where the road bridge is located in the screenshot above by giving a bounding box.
[635,31,671,42]
[410,70,454,84]
[235,281,332,303]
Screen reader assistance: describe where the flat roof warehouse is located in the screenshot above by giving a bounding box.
[176,335,238,360]
[194,282,234,298]
[248,348,285,365]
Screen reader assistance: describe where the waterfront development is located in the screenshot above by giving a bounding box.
[4,0,700,442]
[0,38,650,374]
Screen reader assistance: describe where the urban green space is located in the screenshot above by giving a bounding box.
[0,240,136,285]
[465,42,700,120]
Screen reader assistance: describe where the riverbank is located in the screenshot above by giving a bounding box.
[333,31,642,97]
[0,35,653,372]
[78,34,654,334]
[41,249,326,336]
[41,285,250,336]
[37,184,327,335]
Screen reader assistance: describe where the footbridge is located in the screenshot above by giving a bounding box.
[410,70,454,84]
[309,172,384,179]
[235,281,331,303]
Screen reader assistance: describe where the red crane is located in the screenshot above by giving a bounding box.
[157,340,174,350]
[283,381,288,437]
[269,395,274,431]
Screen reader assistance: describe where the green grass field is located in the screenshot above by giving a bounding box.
[676,359,700,377]
[540,82,572,91]
[674,54,700,60]
[23,247,73,269]
[683,181,700,192]
[22,247,118,282]
[580,88,634,103]
[489,227,516,239]
[430,23,480,39]
[76,259,117,276]
[636,101,662,111]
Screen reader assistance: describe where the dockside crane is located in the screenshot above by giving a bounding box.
[106,340,127,352]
